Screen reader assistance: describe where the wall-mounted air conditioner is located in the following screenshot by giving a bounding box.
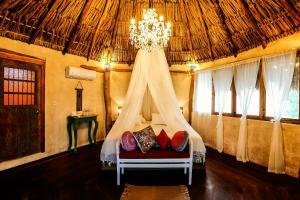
[65,66,96,81]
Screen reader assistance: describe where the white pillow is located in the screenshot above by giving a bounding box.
[136,114,146,126]
[151,113,166,125]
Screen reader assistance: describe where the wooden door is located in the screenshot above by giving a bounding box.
[0,52,45,162]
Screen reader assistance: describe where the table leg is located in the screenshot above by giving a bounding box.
[67,122,72,151]
[93,119,99,144]
[73,123,78,154]
[88,121,92,144]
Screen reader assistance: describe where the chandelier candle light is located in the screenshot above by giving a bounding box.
[129,8,171,52]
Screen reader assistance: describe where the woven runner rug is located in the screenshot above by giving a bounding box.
[120,184,190,200]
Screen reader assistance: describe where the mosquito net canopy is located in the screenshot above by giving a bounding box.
[100,49,206,163]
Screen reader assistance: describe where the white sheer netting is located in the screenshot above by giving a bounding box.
[234,58,260,163]
[212,66,233,153]
[100,49,206,163]
[263,51,297,174]
[192,71,212,143]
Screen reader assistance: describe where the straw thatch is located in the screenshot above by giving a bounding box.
[1,0,300,64]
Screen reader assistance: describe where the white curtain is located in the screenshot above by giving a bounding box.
[263,51,297,174]
[192,71,212,140]
[212,66,233,153]
[234,58,260,162]
[100,49,206,163]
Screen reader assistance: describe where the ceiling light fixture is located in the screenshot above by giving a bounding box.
[129,1,171,52]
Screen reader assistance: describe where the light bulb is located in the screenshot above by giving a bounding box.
[159,16,164,21]
[131,18,135,24]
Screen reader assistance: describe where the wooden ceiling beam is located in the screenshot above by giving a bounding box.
[214,0,238,57]
[28,0,62,44]
[87,0,109,61]
[62,0,94,55]
[195,0,214,60]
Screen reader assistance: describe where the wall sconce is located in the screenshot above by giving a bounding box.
[117,106,122,115]
[103,63,111,71]
[100,48,112,71]
[180,106,184,114]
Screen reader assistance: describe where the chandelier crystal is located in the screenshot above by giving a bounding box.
[129,8,171,52]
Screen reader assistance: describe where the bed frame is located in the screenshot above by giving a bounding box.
[116,140,193,185]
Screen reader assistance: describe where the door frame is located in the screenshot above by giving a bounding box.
[0,49,45,152]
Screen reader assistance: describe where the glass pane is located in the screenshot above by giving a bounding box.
[23,82,28,93]
[32,82,35,93]
[14,94,18,105]
[4,80,8,92]
[13,81,18,92]
[27,71,31,81]
[9,81,13,92]
[13,68,19,79]
[28,94,32,105]
[28,82,32,93]
[31,95,34,105]
[23,94,28,105]
[4,67,9,79]
[19,81,23,93]
[23,70,28,81]
[18,94,23,105]
[19,69,24,80]
[9,68,14,79]
[4,94,8,105]
[237,89,260,116]
[215,90,232,113]
[9,94,13,105]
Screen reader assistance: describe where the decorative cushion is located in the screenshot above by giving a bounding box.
[121,131,137,151]
[171,131,189,152]
[157,129,171,150]
[151,113,166,125]
[133,126,156,153]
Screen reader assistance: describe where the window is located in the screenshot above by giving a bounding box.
[3,67,36,106]
[214,90,232,113]
[236,89,259,116]
[266,59,299,119]
[236,73,260,116]
[208,52,300,123]
[194,71,212,114]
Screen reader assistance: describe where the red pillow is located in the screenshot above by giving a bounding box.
[157,129,171,150]
[171,131,189,152]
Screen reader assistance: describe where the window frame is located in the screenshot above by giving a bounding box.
[210,53,300,124]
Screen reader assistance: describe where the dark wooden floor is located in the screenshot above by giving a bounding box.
[0,142,299,200]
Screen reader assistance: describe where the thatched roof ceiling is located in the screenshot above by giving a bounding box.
[1,0,300,64]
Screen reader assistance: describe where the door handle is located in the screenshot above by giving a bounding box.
[35,109,40,115]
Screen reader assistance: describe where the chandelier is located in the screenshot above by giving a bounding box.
[129,7,171,52]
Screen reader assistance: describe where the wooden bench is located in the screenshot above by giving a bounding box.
[116,139,193,185]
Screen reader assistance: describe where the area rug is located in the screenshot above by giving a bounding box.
[120,184,190,200]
